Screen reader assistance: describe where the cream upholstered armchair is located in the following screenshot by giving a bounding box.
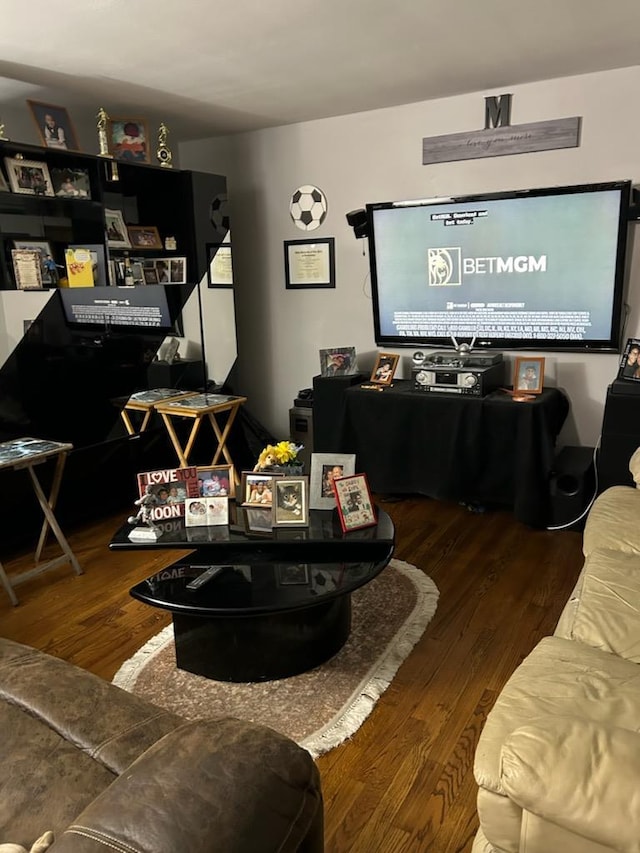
[472,448,640,853]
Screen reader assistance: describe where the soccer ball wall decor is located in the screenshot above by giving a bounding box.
[210,193,230,235]
[289,185,328,231]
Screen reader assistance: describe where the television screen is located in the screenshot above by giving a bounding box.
[367,180,631,352]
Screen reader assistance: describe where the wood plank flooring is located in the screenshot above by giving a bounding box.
[0,496,584,852]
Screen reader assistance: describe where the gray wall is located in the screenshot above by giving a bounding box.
[181,65,640,448]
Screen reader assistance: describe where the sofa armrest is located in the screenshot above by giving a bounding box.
[51,718,323,853]
[500,717,640,852]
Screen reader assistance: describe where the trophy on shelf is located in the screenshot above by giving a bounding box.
[96,107,119,181]
[157,122,173,168]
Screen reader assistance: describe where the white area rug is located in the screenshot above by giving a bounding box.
[113,558,439,757]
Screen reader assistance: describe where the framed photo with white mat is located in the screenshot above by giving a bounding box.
[309,453,356,510]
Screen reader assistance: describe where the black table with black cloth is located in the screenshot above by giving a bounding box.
[335,381,569,527]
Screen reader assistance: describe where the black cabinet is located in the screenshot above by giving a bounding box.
[0,140,227,290]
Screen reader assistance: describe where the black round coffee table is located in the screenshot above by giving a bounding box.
[110,506,395,682]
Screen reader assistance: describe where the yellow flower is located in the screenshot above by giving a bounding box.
[273,440,299,463]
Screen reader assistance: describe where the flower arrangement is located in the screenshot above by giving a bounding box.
[254,441,304,472]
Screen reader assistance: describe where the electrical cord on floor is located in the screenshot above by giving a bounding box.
[545,439,601,531]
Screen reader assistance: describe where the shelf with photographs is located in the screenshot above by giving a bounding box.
[0,139,229,291]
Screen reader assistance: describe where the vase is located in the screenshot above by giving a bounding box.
[268,463,304,476]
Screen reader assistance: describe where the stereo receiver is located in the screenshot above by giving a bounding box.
[411,361,504,396]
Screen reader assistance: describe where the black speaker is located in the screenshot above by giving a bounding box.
[548,446,595,530]
[312,373,364,452]
[598,385,640,491]
[345,208,369,239]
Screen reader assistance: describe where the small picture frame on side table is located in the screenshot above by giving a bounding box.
[4,158,54,197]
[618,338,640,382]
[196,464,235,500]
[513,356,545,395]
[319,346,357,377]
[241,472,276,508]
[284,237,335,289]
[332,472,377,533]
[370,352,399,385]
[273,476,309,527]
[309,453,356,510]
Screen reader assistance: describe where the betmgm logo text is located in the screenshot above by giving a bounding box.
[428,247,547,287]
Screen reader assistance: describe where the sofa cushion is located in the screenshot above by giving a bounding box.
[474,635,640,799]
[583,486,640,557]
[570,548,640,662]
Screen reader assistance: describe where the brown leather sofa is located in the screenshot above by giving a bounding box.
[0,638,323,852]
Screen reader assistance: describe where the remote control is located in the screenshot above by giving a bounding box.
[186,565,225,590]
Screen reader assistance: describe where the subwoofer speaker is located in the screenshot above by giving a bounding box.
[548,446,595,530]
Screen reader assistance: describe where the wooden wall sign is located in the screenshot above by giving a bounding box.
[423,95,581,165]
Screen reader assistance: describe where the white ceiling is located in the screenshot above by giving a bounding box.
[1,0,640,141]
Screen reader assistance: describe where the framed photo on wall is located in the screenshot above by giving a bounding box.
[284,237,335,289]
[27,100,80,151]
[513,357,545,395]
[309,453,356,510]
[618,338,640,382]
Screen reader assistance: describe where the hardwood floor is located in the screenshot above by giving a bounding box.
[0,496,584,852]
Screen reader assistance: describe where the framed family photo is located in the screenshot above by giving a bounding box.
[370,352,399,385]
[309,453,356,510]
[333,473,377,533]
[51,168,91,199]
[618,338,640,382]
[513,357,545,395]
[105,209,131,248]
[108,118,151,163]
[27,100,80,151]
[240,472,276,507]
[319,346,357,377]
[4,158,54,196]
[273,476,309,527]
[128,226,163,250]
[196,464,235,499]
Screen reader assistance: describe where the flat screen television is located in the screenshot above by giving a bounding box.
[366,180,632,352]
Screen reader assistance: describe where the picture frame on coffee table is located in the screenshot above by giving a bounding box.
[332,472,377,533]
[240,471,277,507]
[309,453,356,510]
[273,476,309,527]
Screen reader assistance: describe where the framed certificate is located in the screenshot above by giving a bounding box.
[284,237,335,289]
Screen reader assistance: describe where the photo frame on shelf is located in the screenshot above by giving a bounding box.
[128,226,163,250]
[107,117,151,164]
[196,465,235,500]
[142,257,186,283]
[284,237,335,289]
[277,564,310,586]
[169,257,186,283]
[319,346,358,377]
[309,453,356,510]
[370,352,399,385]
[332,472,377,533]
[0,169,9,192]
[26,100,80,151]
[11,249,44,290]
[617,338,640,383]
[513,356,545,395]
[13,240,56,286]
[207,242,233,288]
[51,168,91,199]
[273,476,309,527]
[4,157,54,197]
[143,267,159,284]
[105,209,131,248]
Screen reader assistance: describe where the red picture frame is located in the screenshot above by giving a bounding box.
[332,472,377,533]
